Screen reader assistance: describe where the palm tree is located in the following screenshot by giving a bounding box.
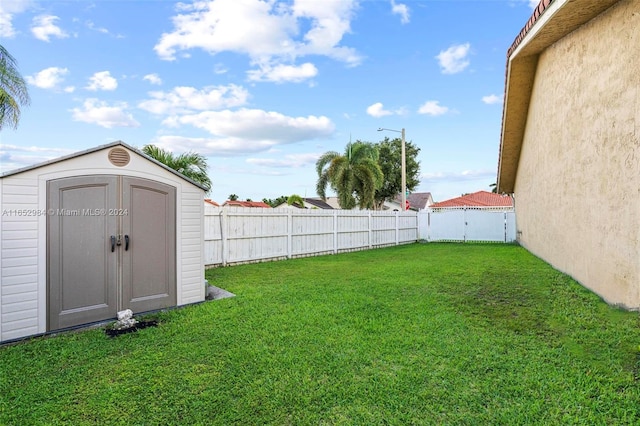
[0,45,30,130]
[316,141,383,210]
[141,144,212,192]
[287,194,305,208]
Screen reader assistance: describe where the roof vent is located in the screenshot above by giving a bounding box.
[108,147,130,167]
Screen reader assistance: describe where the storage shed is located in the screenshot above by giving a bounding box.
[0,141,206,342]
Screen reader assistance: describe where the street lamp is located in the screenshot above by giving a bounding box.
[378,127,406,211]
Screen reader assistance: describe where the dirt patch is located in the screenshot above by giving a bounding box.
[105,320,158,337]
[447,269,552,336]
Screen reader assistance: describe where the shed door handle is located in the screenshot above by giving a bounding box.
[110,235,116,252]
[125,235,129,251]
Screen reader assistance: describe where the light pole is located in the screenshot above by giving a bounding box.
[378,127,406,211]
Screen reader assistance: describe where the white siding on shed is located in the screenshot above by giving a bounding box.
[1,175,41,340]
[0,142,205,342]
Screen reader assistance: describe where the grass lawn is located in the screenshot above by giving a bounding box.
[1,243,639,425]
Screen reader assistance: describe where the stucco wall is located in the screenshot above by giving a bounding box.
[514,0,639,308]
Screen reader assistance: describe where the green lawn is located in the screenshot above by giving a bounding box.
[1,243,639,425]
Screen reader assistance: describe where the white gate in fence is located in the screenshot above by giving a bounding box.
[204,206,418,267]
[419,207,516,243]
[204,206,517,267]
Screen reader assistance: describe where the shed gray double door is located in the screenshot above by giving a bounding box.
[48,175,176,330]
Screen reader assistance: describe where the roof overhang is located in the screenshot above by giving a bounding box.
[497,0,621,193]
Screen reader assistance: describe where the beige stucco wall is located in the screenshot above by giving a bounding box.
[514,0,639,309]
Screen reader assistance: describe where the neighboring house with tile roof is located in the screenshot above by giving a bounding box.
[497,0,638,308]
[275,197,334,209]
[222,200,272,208]
[204,199,220,207]
[384,192,434,211]
[430,191,513,210]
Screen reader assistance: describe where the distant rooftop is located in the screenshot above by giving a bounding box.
[431,191,513,208]
[223,200,272,208]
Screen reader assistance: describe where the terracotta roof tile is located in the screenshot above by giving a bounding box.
[204,199,220,207]
[223,200,272,208]
[507,0,555,58]
[431,191,513,208]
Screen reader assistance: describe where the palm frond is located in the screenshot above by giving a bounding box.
[141,144,212,192]
[0,45,30,130]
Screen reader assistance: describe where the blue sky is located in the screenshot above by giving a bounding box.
[0,0,537,203]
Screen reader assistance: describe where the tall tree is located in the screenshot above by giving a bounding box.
[263,195,287,207]
[0,45,30,130]
[374,137,421,209]
[141,144,212,192]
[316,141,383,209]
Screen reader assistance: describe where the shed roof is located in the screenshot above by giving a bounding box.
[0,140,209,191]
[497,0,620,193]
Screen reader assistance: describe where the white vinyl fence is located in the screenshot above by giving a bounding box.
[204,206,418,267]
[204,205,517,267]
[419,207,516,243]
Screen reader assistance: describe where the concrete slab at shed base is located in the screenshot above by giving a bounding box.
[206,285,236,301]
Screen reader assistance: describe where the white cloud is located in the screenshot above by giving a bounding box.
[86,71,118,91]
[164,108,334,145]
[154,0,361,82]
[86,20,108,34]
[0,144,72,154]
[138,84,249,115]
[482,94,502,105]
[529,0,539,8]
[71,98,140,128]
[0,144,75,173]
[151,135,274,156]
[150,135,299,157]
[213,63,228,74]
[291,0,360,64]
[25,67,69,89]
[247,62,318,83]
[417,100,449,116]
[366,102,393,118]
[246,153,319,168]
[85,20,124,38]
[421,169,495,182]
[436,43,471,74]
[390,0,409,24]
[155,108,335,156]
[31,15,68,42]
[366,102,407,118]
[143,73,163,85]
[0,0,33,38]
